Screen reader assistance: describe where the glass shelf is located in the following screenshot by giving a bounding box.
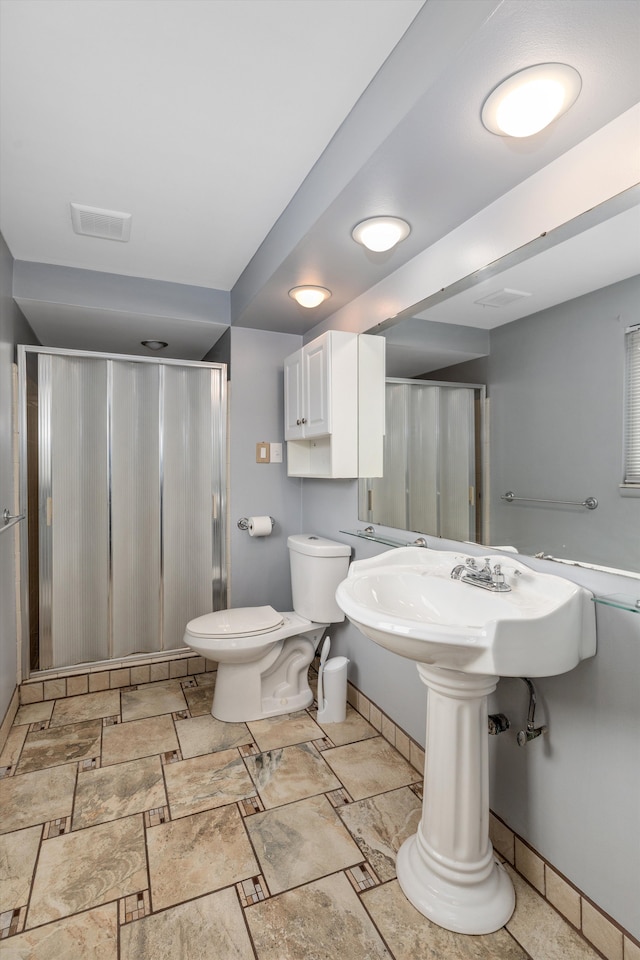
[340,528,428,549]
[592,594,640,614]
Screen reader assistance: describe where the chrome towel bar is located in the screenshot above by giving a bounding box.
[1,508,25,534]
[501,491,598,510]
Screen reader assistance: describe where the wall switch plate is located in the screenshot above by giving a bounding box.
[270,443,283,463]
[256,442,270,463]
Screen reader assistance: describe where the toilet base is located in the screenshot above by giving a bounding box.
[211,626,325,723]
[240,686,314,722]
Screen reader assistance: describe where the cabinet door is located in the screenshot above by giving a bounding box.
[303,335,331,437]
[284,350,304,439]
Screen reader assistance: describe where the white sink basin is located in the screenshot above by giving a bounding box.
[336,547,596,676]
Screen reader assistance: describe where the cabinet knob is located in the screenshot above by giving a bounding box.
[301,418,306,424]
[296,419,301,425]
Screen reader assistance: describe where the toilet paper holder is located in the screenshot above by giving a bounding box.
[237,516,275,532]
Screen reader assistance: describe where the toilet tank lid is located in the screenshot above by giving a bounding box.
[287,535,351,558]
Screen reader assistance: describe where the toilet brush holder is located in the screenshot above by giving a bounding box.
[316,656,349,723]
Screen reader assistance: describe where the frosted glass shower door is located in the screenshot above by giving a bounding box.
[359,380,477,543]
[40,355,109,668]
[438,387,476,542]
[162,364,225,650]
[407,384,439,535]
[32,349,226,671]
[365,382,410,529]
[110,361,161,658]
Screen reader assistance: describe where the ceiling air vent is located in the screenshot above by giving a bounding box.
[70,203,132,241]
[474,288,532,308]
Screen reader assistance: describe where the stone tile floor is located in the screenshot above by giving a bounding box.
[0,670,604,959]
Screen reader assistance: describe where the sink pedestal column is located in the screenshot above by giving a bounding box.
[396,664,515,934]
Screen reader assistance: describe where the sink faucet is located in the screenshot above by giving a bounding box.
[451,557,511,593]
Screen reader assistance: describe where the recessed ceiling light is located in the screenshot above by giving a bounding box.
[481,63,582,138]
[352,216,411,252]
[141,340,168,350]
[288,286,332,308]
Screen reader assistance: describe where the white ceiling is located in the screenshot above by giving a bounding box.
[0,0,423,289]
[1,0,639,359]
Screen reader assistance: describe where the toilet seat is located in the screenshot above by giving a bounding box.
[185,605,284,639]
[183,608,325,672]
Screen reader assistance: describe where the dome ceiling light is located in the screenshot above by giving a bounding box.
[351,216,411,252]
[288,286,332,308]
[141,340,168,350]
[481,63,582,138]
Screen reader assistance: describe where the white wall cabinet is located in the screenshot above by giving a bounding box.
[284,335,331,440]
[284,330,385,478]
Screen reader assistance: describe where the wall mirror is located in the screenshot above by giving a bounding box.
[359,189,640,574]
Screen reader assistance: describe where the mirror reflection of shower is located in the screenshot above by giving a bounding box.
[359,378,485,544]
[18,347,227,676]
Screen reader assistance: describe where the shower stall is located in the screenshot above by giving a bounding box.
[17,346,227,677]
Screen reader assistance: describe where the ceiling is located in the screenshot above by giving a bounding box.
[1,0,639,359]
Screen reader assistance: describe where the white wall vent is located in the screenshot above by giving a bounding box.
[70,203,132,241]
[474,288,532,308]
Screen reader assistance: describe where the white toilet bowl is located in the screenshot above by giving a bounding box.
[183,534,351,723]
[184,606,326,722]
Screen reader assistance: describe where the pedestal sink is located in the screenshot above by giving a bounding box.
[335,547,596,935]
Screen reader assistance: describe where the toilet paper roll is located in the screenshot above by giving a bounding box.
[247,516,272,537]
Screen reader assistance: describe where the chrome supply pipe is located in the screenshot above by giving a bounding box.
[517,678,548,746]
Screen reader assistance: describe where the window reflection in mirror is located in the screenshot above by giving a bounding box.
[359,379,485,543]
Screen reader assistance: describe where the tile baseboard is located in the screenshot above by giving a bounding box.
[18,653,217,705]
[0,685,20,754]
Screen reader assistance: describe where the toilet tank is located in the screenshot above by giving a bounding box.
[287,535,351,623]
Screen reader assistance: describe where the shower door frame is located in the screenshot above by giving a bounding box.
[17,345,227,681]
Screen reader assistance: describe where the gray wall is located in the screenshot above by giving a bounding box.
[431,275,640,570]
[203,327,231,370]
[227,327,302,610]
[301,480,429,739]
[488,275,640,571]
[0,233,38,724]
[13,260,231,326]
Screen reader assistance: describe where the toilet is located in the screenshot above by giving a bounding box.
[183,534,351,722]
